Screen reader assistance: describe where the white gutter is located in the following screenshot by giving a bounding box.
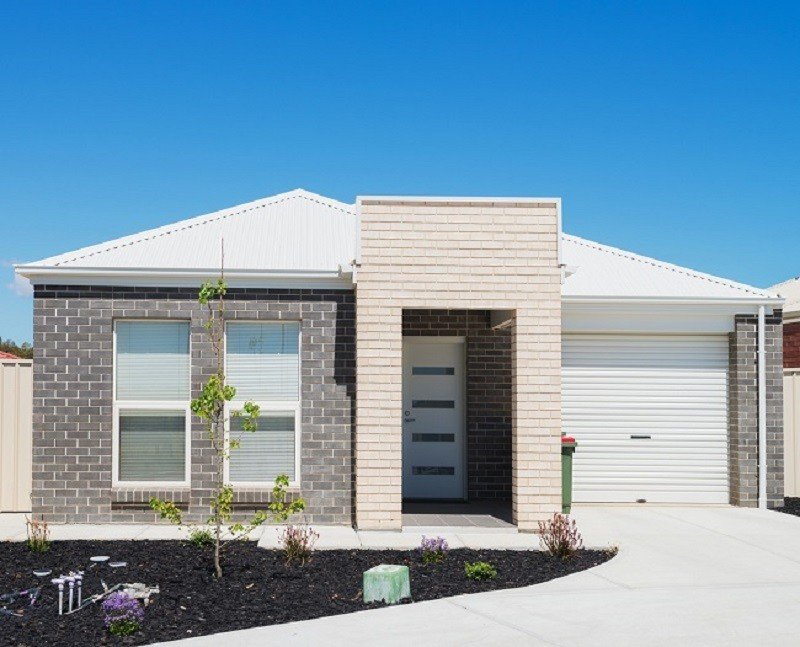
[15,265,349,279]
[563,295,783,306]
[15,265,354,290]
[758,304,768,509]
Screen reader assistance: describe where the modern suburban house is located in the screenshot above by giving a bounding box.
[15,189,785,531]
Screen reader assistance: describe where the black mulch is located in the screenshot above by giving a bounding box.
[0,540,613,646]
[776,497,800,517]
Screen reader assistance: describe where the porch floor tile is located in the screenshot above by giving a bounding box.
[402,501,514,528]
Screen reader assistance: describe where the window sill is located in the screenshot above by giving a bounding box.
[112,486,191,505]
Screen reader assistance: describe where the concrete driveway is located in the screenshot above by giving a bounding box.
[156,506,800,646]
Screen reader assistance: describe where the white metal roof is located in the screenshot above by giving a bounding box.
[17,189,357,283]
[768,277,800,317]
[561,234,776,302]
[16,189,778,303]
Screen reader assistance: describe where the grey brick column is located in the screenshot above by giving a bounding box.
[729,311,784,508]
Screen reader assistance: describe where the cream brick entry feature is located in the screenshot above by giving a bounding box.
[355,197,562,531]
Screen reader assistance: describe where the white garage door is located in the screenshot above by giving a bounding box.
[563,334,729,504]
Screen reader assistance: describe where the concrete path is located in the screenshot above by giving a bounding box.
[0,513,192,541]
[257,522,539,550]
[154,506,800,647]
[0,512,538,549]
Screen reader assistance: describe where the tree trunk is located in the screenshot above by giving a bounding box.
[214,432,223,579]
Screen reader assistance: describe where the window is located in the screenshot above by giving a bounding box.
[113,321,191,486]
[229,414,296,482]
[225,322,301,485]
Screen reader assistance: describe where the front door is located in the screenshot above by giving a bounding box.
[402,337,466,500]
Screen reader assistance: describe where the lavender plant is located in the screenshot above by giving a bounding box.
[419,535,449,564]
[280,525,320,566]
[102,592,144,636]
[538,512,584,559]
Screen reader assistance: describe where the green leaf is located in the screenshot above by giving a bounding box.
[149,498,183,525]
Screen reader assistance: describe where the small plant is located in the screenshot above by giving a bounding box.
[266,474,307,523]
[25,516,50,553]
[188,528,215,548]
[538,512,584,559]
[280,525,320,566]
[464,561,497,580]
[102,592,144,636]
[419,535,449,564]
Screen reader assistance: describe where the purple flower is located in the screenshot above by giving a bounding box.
[102,592,144,635]
[419,535,449,563]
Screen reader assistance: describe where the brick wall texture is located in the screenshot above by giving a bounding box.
[32,285,355,525]
[784,321,800,369]
[402,309,512,500]
[356,198,562,531]
[729,312,784,508]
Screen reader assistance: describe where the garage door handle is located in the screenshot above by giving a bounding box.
[630,434,651,440]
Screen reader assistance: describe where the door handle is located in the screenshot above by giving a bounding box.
[630,434,651,440]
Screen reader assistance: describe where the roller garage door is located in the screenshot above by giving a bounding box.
[563,334,729,504]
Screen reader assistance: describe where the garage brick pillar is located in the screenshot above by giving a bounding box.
[729,311,784,508]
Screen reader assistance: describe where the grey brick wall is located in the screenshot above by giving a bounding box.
[32,285,355,525]
[729,311,784,508]
[402,309,512,500]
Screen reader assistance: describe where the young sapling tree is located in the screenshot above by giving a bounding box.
[151,269,304,578]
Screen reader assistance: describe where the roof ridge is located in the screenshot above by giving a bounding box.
[562,233,769,297]
[48,189,355,267]
[768,276,800,291]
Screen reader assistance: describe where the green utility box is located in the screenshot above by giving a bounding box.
[561,436,577,514]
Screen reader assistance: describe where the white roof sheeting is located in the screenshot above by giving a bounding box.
[769,277,800,316]
[17,189,778,303]
[22,189,357,274]
[561,234,775,301]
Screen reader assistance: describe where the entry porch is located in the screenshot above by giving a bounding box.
[355,305,562,532]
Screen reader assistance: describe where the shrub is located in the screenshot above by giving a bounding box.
[419,535,449,564]
[102,592,144,636]
[25,516,50,553]
[464,561,497,580]
[538,512,583,559]
[188,528,215,548]
[280,525,320,566]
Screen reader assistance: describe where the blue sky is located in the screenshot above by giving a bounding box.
[2,1,799,344]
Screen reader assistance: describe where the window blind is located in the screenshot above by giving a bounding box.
[226,323,300,401]
[229,414,296,482]
[116,321,190,401]
[119,410,186,481]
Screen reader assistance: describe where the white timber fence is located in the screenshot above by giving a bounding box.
[785,371,800,497]
[0,357,32,512]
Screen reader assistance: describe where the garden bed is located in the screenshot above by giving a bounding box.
[777,497,800,518]
[0,540,613,646]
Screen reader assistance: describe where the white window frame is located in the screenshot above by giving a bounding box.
[112,319,192,488]
[223,320,302,488]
